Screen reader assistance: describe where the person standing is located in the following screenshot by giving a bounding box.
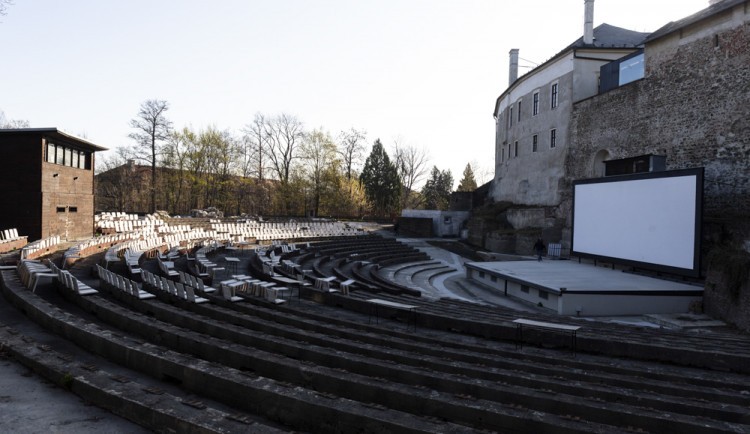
[534,238,545,262]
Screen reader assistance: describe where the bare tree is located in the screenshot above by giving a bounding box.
[392,137,429,209]
[95,148,143,212]
[129,99,172,213]
[0,109,30,128]
[0,0,14,16]
[301,129,339,217]
[469,159,494,185]
[242,112,268,181]
[337,127,367,180]
[264,113,304,183]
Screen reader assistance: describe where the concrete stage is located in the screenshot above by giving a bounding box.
[465,260,703,316]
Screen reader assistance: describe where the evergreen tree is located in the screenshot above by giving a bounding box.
[360,139,401,216]
[457,163,478,192]
[421,166,453,210]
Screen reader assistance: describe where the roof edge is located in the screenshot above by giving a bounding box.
[643,0,747,43]
[0,128,108,151]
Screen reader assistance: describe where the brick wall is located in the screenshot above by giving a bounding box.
[0,132,97,241]
[41,160,94,240]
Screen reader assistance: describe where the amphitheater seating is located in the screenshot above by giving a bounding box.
[45,259,98,296]
[339,279,355,295]
[97,265,154,299]
[157,258,179,278]
[1,228,19,240]
[16,259,57,292]
[4,240,750,434]
[21,235,61,260]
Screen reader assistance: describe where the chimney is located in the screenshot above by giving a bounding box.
[583,0,595,45]
[509,48,519,86]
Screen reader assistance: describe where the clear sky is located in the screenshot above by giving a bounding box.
[1,0,709,187]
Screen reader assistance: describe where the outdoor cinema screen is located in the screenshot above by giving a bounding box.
[572,168,703,276]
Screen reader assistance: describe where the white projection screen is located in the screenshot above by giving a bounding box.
[572,168,703,276]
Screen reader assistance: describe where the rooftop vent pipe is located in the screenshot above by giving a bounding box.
[583,0,595,44]
[509,48,519,86]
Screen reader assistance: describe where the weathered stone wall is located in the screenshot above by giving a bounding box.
[569,17,750,218]
[703,250,750,333]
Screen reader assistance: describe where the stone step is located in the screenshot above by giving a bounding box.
[0,325,280,433]
[0,270,479,433]
[108,286,750,425]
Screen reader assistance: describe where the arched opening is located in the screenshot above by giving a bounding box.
[592,149,612,177]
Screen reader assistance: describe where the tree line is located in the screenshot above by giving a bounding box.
[94,99,481,218]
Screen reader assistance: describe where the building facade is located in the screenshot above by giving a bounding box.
[487,0,749,255]
[0,128,106,241]
[568,0,750,217]
[491,1,648,208]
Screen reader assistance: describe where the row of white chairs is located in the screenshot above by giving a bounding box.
[141,269,210,304]
[97,218,168,232]
[157,257,179,278]
[96,212,140,221]
[157,224,192,234]
[176,270,216,295]
[45,259,98,296]
[21,235,61,260]
[64,233,133,266]
[1,228,21,241]
[194,245,225,279]
[210,222,364,241]
[14,260,57,292]
[216,274,287,304]
[96,265,155,299]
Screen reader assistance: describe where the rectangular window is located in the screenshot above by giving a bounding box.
[533,92,539,115]
[77,151,84,169]
[479,272,485,278]
[551,129,557,148]
[56,146,65,165]
[68,207,78,213]
[508,145,511,159]
[65,148,73,166]
[508,107,513,127]
[514,141,518,157]
[551,83,558,109]
[517,101,522,122]
[56,207,66,213]
[550,83,557,108]
[619,52,645,86]
[539,291,548,300]
[521,285,529,293]
[491,276,497,282]
[46,143,56,163]
[532,135,538,152]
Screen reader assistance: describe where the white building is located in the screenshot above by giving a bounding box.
[491,0,647,206]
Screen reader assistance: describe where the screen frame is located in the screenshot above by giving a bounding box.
[571,168,703,277]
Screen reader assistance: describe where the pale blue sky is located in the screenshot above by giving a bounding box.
[1,0,709,187]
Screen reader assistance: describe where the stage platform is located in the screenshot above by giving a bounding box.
[465,260,703,316]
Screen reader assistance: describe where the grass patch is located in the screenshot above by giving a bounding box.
[59,373,73,390]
